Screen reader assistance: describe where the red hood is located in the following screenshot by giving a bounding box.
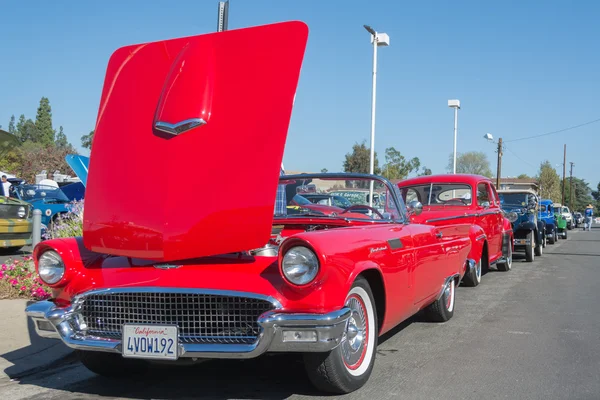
[83,21,309,261]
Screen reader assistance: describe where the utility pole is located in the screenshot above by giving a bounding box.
[569,161,575,208]
[496,138,503,189]
[561,144,566,205]
[217,1,229,32]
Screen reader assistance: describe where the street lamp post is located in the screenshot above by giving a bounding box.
[448,100,461,174]
[364,24,389,207]
[484,133,503,189]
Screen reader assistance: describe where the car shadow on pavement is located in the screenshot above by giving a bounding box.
[16,354,323,399]
[1,300,75,380]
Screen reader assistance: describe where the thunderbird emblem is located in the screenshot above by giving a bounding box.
[154,263,182,270]
[154,118,206,136]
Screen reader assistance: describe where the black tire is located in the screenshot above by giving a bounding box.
[77,350,148,378]
[461,258,482,287]
[424,278,456,322]
[525,231,535,262]
[555,231,559,241]
[564,229,568,240]
[567,222,572,230]
[542,234,547,248]
[304,277,378,394]
[497,243,512,271]
[534,233,543,257]
[548,232,555,245]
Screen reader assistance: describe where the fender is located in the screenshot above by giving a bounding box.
[515,221,536,232]
[467,224,487,264]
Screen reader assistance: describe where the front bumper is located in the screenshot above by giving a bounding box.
[25,300,351,359]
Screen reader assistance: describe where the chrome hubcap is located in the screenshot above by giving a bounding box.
[342,296,367,367]
[476,261,482,280]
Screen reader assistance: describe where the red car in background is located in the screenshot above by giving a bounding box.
[397,174,514,286]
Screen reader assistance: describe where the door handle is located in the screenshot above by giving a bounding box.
[435,232,443,238]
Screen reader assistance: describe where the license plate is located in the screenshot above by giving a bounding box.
[514,239,529,245]
[122,324,178,360]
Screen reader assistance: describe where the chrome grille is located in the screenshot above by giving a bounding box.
[78,292,276,344]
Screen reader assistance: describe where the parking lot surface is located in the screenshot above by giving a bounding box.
[1,229,598,400]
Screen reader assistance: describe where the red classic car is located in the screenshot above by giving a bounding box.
[24,21,474,394]
[397,174,514,286]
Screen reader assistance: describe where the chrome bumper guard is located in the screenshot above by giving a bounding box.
[25,300,351,359]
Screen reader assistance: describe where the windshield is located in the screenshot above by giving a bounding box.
[275,177,403,221]
[14,184,70,202]
[498,192,529,207]
[399,183,472,206]
[539,205,547,212]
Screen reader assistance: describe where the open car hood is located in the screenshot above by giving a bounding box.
[83,21,308,261]
[65,155,89,187]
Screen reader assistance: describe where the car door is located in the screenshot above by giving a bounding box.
[487,183,504,258]
[408,223,446,305]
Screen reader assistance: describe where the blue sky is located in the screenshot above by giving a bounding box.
[1,0,599,188]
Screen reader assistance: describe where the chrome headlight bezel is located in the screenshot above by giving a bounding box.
[281,246,320,286]
[38,250,65,285]
[507,211,519,223]
[17,206,26,218]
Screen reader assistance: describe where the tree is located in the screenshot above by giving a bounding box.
[34,97,55,145]
[343,141,380,175]
[419,167,432,176]
[0,141,75,183]
[21,119,39,143]
[517,173,531,179]
[447,151,492,177]
[320,168,328,173]
[7,115,16,135]
[55,126,69,148]
[565,177,594,212]
[381,147,421,180]
[81,130,94,150]
[536,161,561,203]
[15,114,26,142]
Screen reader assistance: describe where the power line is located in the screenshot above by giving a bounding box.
[503,144,537,169]
[504,117,600,143]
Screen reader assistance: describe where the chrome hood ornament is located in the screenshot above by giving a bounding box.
[154,118,206,136]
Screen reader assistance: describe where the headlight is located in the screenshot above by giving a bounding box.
[282,246,319,285]
[17,206,26,218]
[507,211,518,223]
[38,250,65,285]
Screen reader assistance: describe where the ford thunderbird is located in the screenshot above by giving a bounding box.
[24,21,473,394]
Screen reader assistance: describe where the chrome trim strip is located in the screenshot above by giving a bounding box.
[476,234,487,241]
[426,214,476,223]
[154,118,206,136]
[437,273,461,300]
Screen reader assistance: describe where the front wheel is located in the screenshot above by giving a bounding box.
[534,233,543,257]
[461,258,482,287]
[497,243,512,271]
[304,277,377,394]
[525,231,535,262]
[77,350,148,378]
[548,232,555,245]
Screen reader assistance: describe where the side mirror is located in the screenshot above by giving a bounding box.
[481,201,490,209]
[407,200,423,216]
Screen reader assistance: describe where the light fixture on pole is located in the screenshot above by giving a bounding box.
[448,99,461,174]
[364,24,389,207]
[484,133,503,189]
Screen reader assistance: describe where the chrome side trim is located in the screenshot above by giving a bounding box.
[426,214,476,223]
[475,234,487,241]
[154,118,206,136]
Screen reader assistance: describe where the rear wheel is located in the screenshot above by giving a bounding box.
[424,278,455,322]
[534,233,543,257]
[304,277,377,394]
[77,350,148,378]
[525,231,535,262]
[548,231,555,244]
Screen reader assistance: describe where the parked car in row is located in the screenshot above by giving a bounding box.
[538,199,559,244]
[553,203,573,230]
[497,189,545,262]
[0,188,33,253]
[24,21,475,394]
[397,174,514,287]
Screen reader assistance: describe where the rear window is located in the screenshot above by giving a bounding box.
[540,205,547,212]
[400,183,472,206]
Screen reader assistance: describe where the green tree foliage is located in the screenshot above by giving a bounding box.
[564,177,594,212]
[537,161,561,203]
[447,151,492,177]
[343,141,380,175]
[320,168,328,173]
[517,173,531,179]
[34,97,55,145]
[55,126,69,148]
[8,115,16,135]
[419,167,433,176]
[15,115,26,142]
[381,147,421,181]
[81,130,94,149]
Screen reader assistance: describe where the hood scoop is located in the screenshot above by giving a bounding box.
[82,21,308,261]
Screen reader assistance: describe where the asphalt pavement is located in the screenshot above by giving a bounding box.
[1,228,599,400]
